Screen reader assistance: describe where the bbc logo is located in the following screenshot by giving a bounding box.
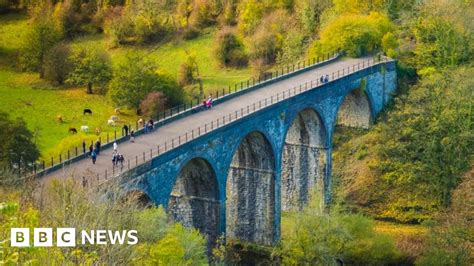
[11,228,76,247]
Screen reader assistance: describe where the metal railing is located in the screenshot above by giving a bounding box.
[81,55,392,189]
[25,51,340,177]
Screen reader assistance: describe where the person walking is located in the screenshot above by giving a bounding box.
[95,140,101,155]
[89,144,93,156]
[113,141,118,153]
[112,153,117,167]
[130,130,135,143]
[91,150,97,164]
[82,140,86,154]
[122,124,129,137]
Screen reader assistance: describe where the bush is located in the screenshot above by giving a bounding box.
[43,43,72,85]
[247,9,295,66]
[306,12,394,58]
[214,27,248,67]
[277,191,400,264]
[140,92,168,118]
[181,26,200,40]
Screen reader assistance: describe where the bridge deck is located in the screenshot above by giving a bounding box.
[41,56,372,183]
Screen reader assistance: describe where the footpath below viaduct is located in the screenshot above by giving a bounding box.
[41,55,397,246]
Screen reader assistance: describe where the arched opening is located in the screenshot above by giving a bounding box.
[336,89,373,129]
[122,190,153,209]
[168,158,220,246]
[226,132,275,245]
[282,108,327,211]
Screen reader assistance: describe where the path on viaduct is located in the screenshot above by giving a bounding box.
[41,56,373,182]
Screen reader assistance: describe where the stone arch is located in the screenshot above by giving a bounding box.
[122,190,153,208]
[336,89,373,129]
[282,108,328,211]
[226,131,276,245]
[168,157,220,246]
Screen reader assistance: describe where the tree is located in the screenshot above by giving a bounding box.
[43,43,73,85]
[0,112,39,173]
[108,52,182,114]
[306,12,393,58]
[214,27,248,67]
[68,46,112,94]
[18,11,62,77]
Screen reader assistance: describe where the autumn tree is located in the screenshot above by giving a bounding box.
[68,46,112,94]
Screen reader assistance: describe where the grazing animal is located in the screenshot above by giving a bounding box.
[69,127,78,134]
[95,127,101,135]
[107,119,116,126]
[80,125,89,132]
[83,109,92,115]
[110,115,119,121]
[57,115,63,123]
[114,108,121,114]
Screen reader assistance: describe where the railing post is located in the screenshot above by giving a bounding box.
[67,150,70,160]
[42,160,45,170]
[75,147,78,156]
[59,154,62,163]
[143,152,145,162]
[51,157,53,167]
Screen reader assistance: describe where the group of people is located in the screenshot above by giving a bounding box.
[87,139,102,164]
[112,141,125,168]
[320,74,330,84]
[144,119,155,133]
[203,96,213,109]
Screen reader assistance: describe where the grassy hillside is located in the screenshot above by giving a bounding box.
[0,13,252,160]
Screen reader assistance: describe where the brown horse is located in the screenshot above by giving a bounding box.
[68,127,78,134]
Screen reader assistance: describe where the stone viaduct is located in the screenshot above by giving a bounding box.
[112,57,397,246]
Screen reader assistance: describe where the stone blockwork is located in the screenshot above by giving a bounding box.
[281,109,327,211]
[336,90,372,128]
[120,60,397,246]
[168,158,220,246]
[226,132,275,245]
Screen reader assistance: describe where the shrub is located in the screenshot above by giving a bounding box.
[214,27,248,67]
[247,9,295,66]
[306,12,393,58]
[277,191,400,264]
[181,26,200,40]
[140,92,168,118]
[43,43,73,85]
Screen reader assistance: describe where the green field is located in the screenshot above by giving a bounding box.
[0,13,252,160]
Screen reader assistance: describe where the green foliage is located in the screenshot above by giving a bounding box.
[416,170,473,265]
[68,45,112,94]
[237,0,264,35]
[214,27,247,67]
[1,180,208,264]
[400,1,473,74]
[332,67,474,223]
[18,10,62,76]
[0,112,39,173]
[43,43,73,85]
[103,0,174,45]
[247,9,295,68]
[277,191,400,264]
[108,52,182,113]
[294,0,331,36]
[138,224,207,265]
[307,12,394,58]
